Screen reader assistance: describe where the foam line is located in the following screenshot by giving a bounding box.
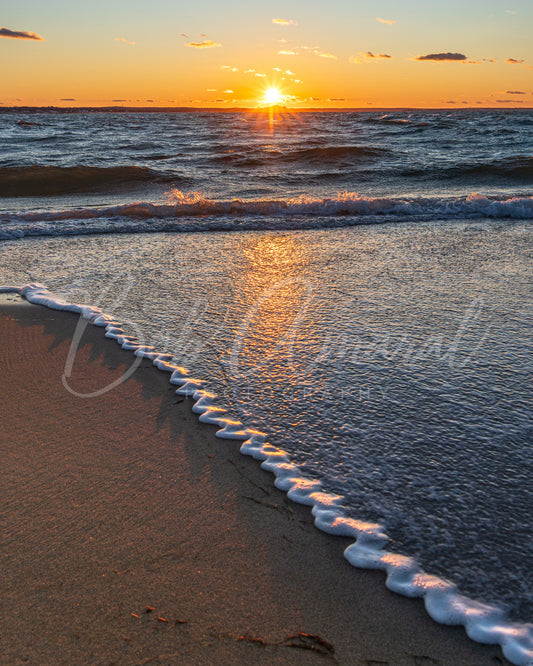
[5,282,533,666]
[0,286,22,293]
[1,193,532,241]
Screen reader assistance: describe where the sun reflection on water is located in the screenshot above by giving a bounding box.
[228,234,321,392]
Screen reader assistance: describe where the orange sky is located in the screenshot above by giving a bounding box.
[1,1,532,108]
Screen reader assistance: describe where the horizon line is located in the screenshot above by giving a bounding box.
[1,105,532,112]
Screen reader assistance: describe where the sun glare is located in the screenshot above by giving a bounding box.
[262,86,284,106]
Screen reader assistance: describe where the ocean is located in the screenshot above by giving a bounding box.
[1,108,532,662]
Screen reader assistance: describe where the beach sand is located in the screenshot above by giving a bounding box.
[0,296,506,665]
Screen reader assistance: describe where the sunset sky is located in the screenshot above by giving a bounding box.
[1,0,532,108]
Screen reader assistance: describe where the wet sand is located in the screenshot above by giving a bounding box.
[0,296,506,665]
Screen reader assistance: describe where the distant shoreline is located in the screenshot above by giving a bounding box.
[1,105,532,113]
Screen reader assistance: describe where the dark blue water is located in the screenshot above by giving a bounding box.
[0,108,532,225]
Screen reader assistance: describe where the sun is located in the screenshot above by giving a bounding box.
[262,86,284,106]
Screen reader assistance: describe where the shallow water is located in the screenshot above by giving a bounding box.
[1,217,531,623]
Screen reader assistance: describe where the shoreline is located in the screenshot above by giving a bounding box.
[0,295,508,664]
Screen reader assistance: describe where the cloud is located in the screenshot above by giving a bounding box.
[483,58,496,63]
[206,88,216,92]
[285,69,295,75]
[245,68,256,73]
[179,33,189,38]
[272,18,298,26]
[223,89,234,93]
[115,37,135,45]
[506,90,526,94]
[350,51,392,64]
[221,65,238,71]
[278,49,297,55]
[60,98,76,101]
[505,9,517,14]
[416,52,467,61]
[376,17,396,25]
[298,45,337,60]
[186,39,221,48]
[328,98,345,102]
[497,99,523,103]
[505,58,524,64]
[0,27,44,41]
[273,67,282,71]
[255,73,266,77]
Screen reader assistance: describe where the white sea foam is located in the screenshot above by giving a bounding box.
[5,281,533,666]
[0,192,532,240]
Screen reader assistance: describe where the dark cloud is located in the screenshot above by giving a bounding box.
[416,52,467,61]
[0,26,44,40]
[60,98,76,101]
[497,99,523,103]
[505,58,524,64]
[506,90,525,94]
[350,51,392,64]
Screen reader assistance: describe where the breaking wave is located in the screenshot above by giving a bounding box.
[0,191,531,240]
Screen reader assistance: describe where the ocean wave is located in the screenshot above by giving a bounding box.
[2,280,533,666]
[279,145,391,161]
[0,165,184,197]
[213,145,390,166]
[455,156,533,180]
[364,114,434,128]
[405,156,533,181]
[0,192,531,240]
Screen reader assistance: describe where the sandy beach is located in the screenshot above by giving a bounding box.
[0,296,507,665]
